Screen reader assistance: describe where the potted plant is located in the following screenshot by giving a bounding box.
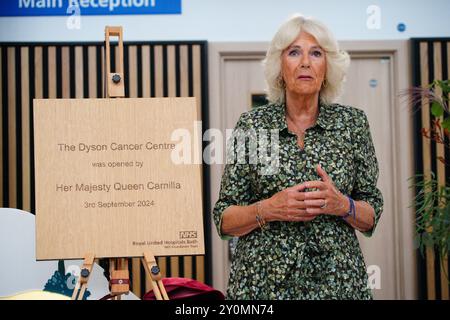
[402,79,450,283]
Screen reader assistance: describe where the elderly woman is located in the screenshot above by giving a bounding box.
[212,14,383,300]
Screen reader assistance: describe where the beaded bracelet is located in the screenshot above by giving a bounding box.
[255,201,268,231]
[342,196,356,221]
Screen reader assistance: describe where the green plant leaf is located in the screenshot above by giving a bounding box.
[431,101,444,117]
[438,80,450,94]
[423,233,431,247]
[442,117,450,130]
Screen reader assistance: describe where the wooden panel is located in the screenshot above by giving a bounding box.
[105,43,123,98]
[88,46,97,98]
[154,46,163,98]
[167,46,176,98]
[34,98,204,260]
[433,42,449,301]
[75,46,83,98]
[101,46,105,99]
[142,45,151,99]
[414,38,450,300]
[192,45,205,283]
[126,44,141,296]
[33,46,43,214]
[48,47,56,99]
[140,44,153,294]
[131,258,141,297]
[7,47,16,209]
[115,44,120,77]
[179,44,193,279]
[62,47,70,99]
[34,47,43,99]
[180,45,189,97]
[192,45,202,170]
[166,45,180,278]
[153,45,166,278]
[445,42,450,300]
[21,47,31,212]
[128,46,137,98]
[419,41,436,301]
[193,45,202,119]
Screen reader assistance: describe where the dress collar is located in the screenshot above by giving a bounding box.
[271,101,338,132]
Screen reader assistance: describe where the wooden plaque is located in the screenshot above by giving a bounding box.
[34,98,204,260]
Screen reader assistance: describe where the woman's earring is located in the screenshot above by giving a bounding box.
[322,79,328,88]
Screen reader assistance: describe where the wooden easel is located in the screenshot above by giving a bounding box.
[71,26,169,301]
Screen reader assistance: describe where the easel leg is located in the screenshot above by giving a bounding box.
[109,258,118,300]
[142,251,169,300]
[157,279,169,300]
[71,280,81,300]
[71,253,95,300]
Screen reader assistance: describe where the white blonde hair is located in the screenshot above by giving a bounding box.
[263,13,350,105]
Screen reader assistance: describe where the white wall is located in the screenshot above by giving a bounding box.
[0,0,449,42]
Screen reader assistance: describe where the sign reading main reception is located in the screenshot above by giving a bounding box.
[0,0,181,17]
[33,98,204,260]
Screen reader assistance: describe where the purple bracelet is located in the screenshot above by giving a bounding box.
[342,196,355,220]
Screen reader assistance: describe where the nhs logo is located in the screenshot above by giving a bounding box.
[179,231,198,239]
[0,0,182,16]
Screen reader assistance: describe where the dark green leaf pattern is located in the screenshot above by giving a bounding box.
[213,102,384,300]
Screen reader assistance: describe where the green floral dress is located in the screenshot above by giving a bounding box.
[212,102,383,300]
